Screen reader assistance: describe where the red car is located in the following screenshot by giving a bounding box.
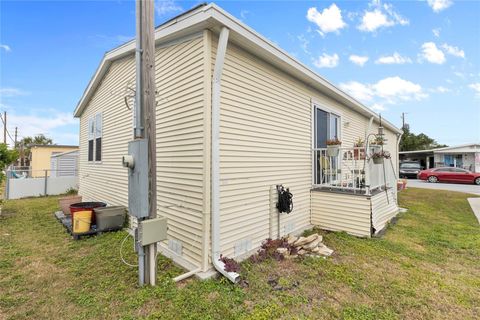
[418,167,480,185]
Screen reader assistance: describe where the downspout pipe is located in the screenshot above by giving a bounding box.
[211,27,240,283]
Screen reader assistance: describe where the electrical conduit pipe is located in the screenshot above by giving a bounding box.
[211,27,240,283]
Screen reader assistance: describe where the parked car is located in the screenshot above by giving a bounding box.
[418,167,480,185]
[399,162,423,179]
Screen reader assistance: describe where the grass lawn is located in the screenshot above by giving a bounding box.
[1,188,479,319]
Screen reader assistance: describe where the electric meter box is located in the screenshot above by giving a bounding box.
[127,139,149,218]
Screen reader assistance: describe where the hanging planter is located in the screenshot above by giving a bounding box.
[371,151,391,165]
[326,139,341,157]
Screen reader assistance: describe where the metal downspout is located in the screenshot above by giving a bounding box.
[211,27,240,283]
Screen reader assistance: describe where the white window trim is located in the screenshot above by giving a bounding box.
[88,112,103,164]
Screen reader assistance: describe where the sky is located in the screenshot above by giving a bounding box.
[0,0,479,147]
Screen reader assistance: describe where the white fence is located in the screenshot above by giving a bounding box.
[5,169,78,200]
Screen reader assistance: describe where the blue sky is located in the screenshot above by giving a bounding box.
[1,0,479,146]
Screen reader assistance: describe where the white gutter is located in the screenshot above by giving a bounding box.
[211,27,240,283]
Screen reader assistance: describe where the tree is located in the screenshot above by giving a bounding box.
[399,126,447,151]
[16,134,54,166]
[0,143,19,181]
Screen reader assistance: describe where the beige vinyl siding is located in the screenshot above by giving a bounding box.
[214,38,390,256]
[311,191,371,237]
[79,35,205,267]
[371,189,399,232]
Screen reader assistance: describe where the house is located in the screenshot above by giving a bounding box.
[29,145,78,177]
[50,150,79,177]
[400,143,480,172]
[73,4,402,278]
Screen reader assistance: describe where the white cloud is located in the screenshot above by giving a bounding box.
[427,0,453,13]
[339,81,374,102]
[358,2,408,32]
[0,87,29,97]
[432,28,441,38]
[441,43,465,58]
[432,86,450,93]
[240,9,249,20]
[297,34,310,55]
[371,103,385,111]
[306,4,347,36]
[373,77,427,102]
[469,83,480,96]
[419,42,446,64]
[0,44,11,52]
[155,0,182,16]
[349,55,369,66]
[375,52,412,64]
[9,112,78,144]
[313,53,339,68]
[340,76,427,109]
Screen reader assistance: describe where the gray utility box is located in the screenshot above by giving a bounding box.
[138,216,168,246]
[127,139,149,218]
[94,206,126,231]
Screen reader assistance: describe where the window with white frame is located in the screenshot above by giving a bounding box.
[88,113,102,162]
[313,105,340,148]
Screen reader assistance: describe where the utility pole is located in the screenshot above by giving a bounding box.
[135,0,157,286]
[3,111,6,144]
[401,112,406,130]
[14,127,17,147]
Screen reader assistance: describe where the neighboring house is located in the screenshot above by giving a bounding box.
[50,150,79,177]
[73,4,402,276]
[29,145,79,177]
[400,143,480,172]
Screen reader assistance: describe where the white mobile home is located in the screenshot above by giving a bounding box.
[74,4,402,277]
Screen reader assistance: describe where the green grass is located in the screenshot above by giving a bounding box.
[0,189,479,319]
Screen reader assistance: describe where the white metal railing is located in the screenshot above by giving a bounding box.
[313,146,397,195]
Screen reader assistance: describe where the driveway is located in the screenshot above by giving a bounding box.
[407,179,480,195]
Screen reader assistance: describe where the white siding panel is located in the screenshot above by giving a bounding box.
[371,189,399,233]
[79,36,205,267]
[311,191,371,237]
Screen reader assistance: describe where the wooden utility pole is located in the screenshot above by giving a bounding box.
[136,0,157,286]
[14,127,17,147]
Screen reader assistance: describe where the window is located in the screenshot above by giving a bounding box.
[88,113,102,162]
[313,105,341,184]
[313,106,340,148]
[95,113,102,161]
[88,118,94,162]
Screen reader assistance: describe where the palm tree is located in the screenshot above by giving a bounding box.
[17,134,53,166]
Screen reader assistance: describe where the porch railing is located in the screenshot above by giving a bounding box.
[313,147,397,195]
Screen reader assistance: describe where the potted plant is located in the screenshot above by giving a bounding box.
[353,138,365,160]
[326,138,342,157]
[369,136,384,153]
[371,151,391,164]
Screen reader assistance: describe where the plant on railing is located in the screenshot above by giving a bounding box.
[371,151,391,164]
[326,138,342,157]
[353,138,365,160]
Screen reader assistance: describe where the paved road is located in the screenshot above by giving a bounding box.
[406,179,480,195]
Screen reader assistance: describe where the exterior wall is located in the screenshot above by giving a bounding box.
[215,38,398,257]
[311,191,371,237]
[78,34,206,267]
[30,146,78,177]
[371,188,398,233]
